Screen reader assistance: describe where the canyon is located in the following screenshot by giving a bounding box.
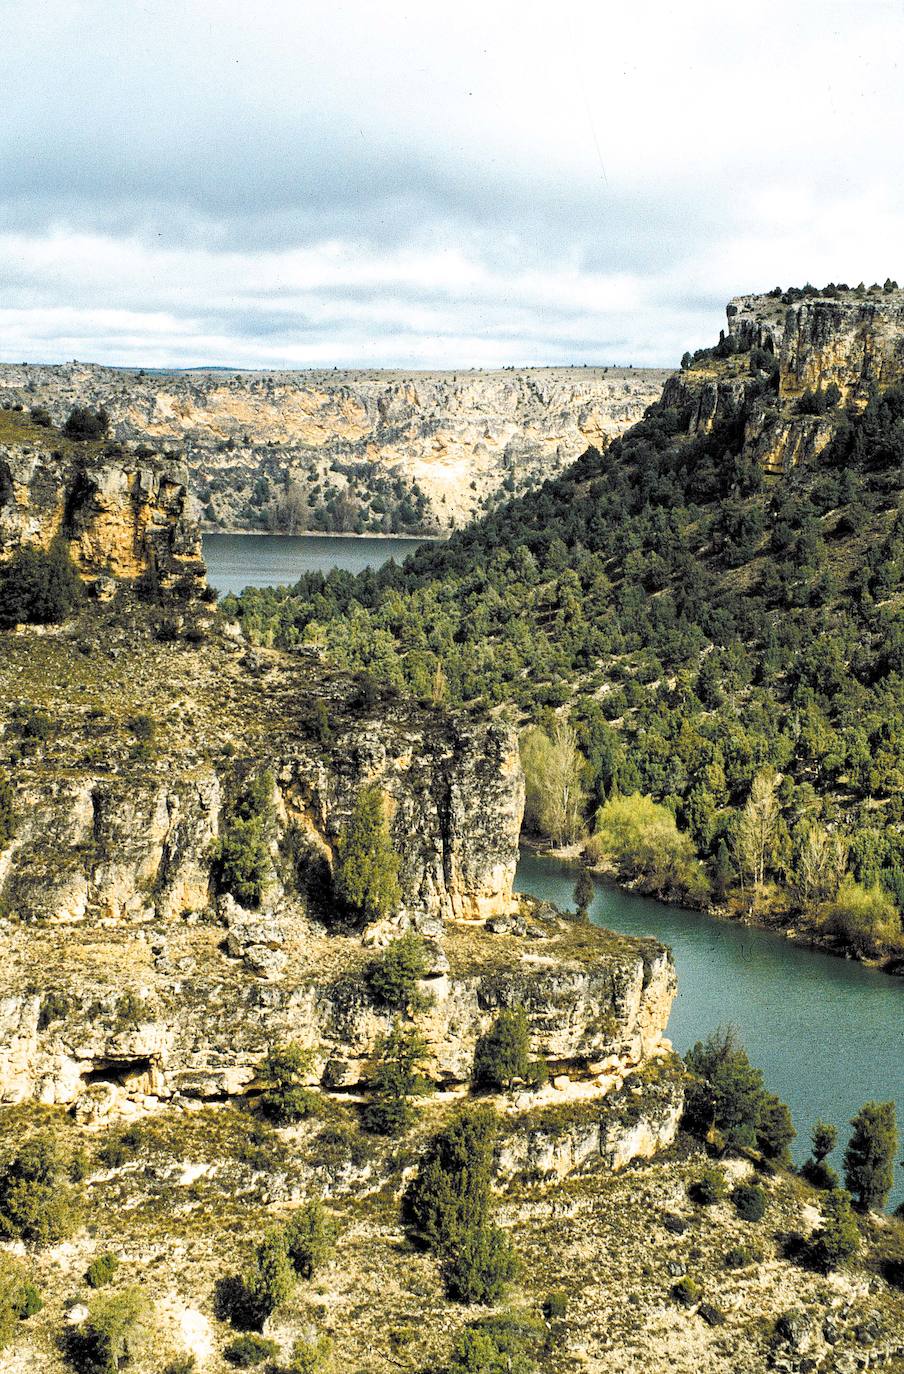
[0,363,669,534]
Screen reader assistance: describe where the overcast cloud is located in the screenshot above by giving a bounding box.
[1,0,903,368]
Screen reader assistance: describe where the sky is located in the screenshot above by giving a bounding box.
[1,0,903,370]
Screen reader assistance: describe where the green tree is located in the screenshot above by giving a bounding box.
[214,773,273,909]
[812,1120,838,1162]
[807,1188,860,1272]
[367,931,430,1014]
[683,1027,765,1150]
[0,1136,80,1245]
[406,1110,495,1249]
[588,792,709,905]
[442,1222,519,1305]
[282,1200,338,1279]
[257,1043,317,1125]
[334,786,401,921]
[363,1019,431,1137]
[844,1100,898,1211]
[734,769,781,905]
[822,879,902,958]
[65,1288,155,1374]
[520,720,587,846]
[801,1119,840,1189]
[473,1008,541,1092]
[756,1092,796,1162]
[0,540,82,630]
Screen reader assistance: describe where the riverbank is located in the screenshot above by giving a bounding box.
[520,835,904,978]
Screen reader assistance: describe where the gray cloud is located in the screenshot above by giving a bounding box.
[1,0,903,367]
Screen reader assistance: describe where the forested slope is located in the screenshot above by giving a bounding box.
[228,286,904,961]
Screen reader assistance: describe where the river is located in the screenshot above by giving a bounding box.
[205,532,904,1204]
[203,531,428,597]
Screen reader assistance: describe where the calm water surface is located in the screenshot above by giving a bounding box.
[209,533,904,1204]
[203,532,428,596]
[516,848,904,1202]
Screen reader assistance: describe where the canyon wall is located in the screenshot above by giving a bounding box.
[0,363,669,532]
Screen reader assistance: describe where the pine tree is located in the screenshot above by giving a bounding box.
[363,1019,430,1137]
[335,786,401,922]
[844,1101,898,1211]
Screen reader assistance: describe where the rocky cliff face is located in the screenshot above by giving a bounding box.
[0,363,669,532]
[728,285,904,401]
[662,285,904,480]
[0,433,204,588]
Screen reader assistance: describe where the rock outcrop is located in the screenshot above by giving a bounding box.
[0,363,670,532]
[727,285,904,401]
[0,440,204,588]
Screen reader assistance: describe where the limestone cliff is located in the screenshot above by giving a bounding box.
[727,284,904,401]
[0,363,669,533]
[0,424,203,589]
[663,284,904,480]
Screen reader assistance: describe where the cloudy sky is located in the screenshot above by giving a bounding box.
[1,0,903,369]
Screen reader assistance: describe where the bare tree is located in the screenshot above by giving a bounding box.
[796,825,848,910]
[734,769,780,908]
[521,719,586,847]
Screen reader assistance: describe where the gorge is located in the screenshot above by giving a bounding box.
[1,287,904,1372]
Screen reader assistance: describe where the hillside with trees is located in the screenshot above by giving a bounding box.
[226,287,904,963]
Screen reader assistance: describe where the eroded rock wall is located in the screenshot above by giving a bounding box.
[0,363,670,531]
[0,444,203,587]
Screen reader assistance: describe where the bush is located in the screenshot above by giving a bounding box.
[448,1314,542,1374]
[0,773,14,849]
[224,1334,279,1367]
[282,1201,338,1279]
[85,1253,120,1288]
[723,1244,759,1269]
[671,1276,701,1308]
[257,1044,317,1125]
[822,879,902,957]
[334,786,401,922]
[542,1290,567,1320]
[807,1188,860,1272]
[731,1183,766,1222]
[367,931,431,1015]
[442,1222,519,1304]
[689,1168,726,1206]
[587,793,710,905]
[285,1333,333,1373]
[473,1008,536,1091]
[0,540,82,630]
[0,1136,80,1245]
[65,1287,155,1374]
[0,1254,41,1351]
[63,405,109,441]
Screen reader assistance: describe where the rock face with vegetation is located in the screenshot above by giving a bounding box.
[0,407,203,589]
[0,362,669,533]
